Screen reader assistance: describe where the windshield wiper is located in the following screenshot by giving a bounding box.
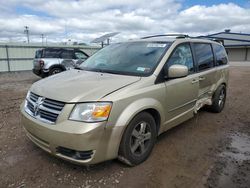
[93,69,122,75]
[76,67,128,75]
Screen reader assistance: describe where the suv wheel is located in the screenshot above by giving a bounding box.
[209,85,226,113]
[49,67,63,76]
[118,112,157,166]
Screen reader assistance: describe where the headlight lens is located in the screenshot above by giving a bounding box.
[26,91,31,99]
[69,102,112,122]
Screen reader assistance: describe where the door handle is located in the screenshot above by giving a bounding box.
[191,79,199,84]
[199,77,205,81]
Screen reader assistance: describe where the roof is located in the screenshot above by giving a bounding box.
[137,34,222,44]
[42,47,80,51]
[206,31,250,47]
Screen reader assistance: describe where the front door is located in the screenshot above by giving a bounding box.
[163,43,199,129]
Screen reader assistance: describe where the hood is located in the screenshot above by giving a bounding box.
[31,69,141,103]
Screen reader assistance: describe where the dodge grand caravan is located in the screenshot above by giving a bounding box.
[21,35,229,166]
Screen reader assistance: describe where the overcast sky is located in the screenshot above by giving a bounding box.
[0,0,250,44]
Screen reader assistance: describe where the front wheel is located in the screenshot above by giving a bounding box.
[209,85,227,113]
[118,112,157,166]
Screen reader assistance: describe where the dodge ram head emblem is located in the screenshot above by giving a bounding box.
[34,97,45,116]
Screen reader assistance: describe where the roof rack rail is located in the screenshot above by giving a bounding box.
[195,36,225,45]
[141,34,189,39]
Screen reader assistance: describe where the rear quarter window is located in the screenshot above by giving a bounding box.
[61,50,74,59]
[43,49,61,58]
[213,44,228,66]
[194,43,214,71]
[35,50,43,58]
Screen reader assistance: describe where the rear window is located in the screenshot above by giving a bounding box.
[43,49,61,58]
[194,43,214,71]
[35,49,62,58]
[213,44,228,66]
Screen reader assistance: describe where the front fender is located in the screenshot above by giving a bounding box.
[114,98,165,131]
[105,98,165,158]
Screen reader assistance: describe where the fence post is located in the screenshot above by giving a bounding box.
[5,45,10,72]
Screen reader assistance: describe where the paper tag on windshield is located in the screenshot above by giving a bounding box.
[137,67,146,71]
[147,43,166,48]
[136,67,151,72]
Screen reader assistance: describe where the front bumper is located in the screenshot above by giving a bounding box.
[21,103,124,165]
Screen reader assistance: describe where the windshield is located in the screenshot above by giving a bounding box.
[80,41,171,76]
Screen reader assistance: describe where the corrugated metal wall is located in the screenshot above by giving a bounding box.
[0,44,100,72]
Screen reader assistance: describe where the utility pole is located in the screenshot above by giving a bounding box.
[41,34,44,45]
[24,26,30,43]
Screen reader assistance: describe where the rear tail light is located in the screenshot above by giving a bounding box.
[39,60,44,68]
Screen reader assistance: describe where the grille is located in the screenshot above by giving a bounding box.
[25,92,65,124]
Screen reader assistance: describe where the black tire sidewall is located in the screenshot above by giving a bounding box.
[49,67,63,76]
[119,112,157,166]
[212,85,226,112]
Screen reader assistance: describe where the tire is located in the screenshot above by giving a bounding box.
[209,85,226,113]
[118,112,157,166]
[49,67,63,76]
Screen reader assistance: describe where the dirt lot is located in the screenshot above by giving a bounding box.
[0,67,250,188]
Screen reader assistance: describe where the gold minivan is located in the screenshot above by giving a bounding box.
[21,35,229,166]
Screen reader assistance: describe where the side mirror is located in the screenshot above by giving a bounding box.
[168,64,188,78]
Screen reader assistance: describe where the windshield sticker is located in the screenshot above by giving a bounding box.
[147,43,167,48]
[137,67,151,72]
[137,67,145,71]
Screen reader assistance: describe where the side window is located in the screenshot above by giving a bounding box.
[61,50,74,59]
[167,43,194,73]
[213,44,228,66]
[43,49,61,58]
[75,51,88,59]
[194,43,214,71]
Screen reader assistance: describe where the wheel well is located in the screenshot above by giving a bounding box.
[212,83,227,99]
[143,108,161,135]
[215,83,227,94]
[49,64,66,71]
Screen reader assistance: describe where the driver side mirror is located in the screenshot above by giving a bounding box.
[166,64,188,79]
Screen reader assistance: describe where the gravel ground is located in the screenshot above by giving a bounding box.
[0,67,250,188]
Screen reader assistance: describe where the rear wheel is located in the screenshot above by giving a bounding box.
[118,112,157,166]
[49,67,63,76]
[209,85,226,113]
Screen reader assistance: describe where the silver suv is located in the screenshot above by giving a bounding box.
[33,48,89,77]
[21,35,229,166]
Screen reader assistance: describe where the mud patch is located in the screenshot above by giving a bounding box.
[206,133,250,188]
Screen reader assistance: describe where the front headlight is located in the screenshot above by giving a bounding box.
[26,91,31,99]
[69,102,112,122]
